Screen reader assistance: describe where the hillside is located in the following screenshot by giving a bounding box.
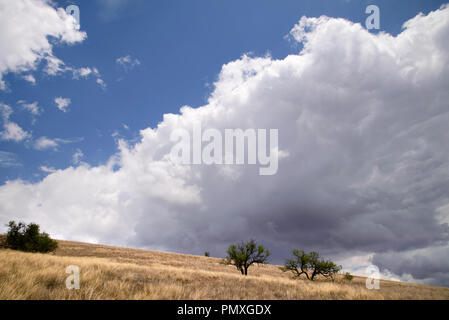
[0,237,448,300]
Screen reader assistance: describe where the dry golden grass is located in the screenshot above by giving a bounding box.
[0,237,448,300]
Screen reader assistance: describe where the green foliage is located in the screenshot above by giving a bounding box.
[280,249,311,279]
[223,239,270,275]
[281,249,342,281]
[204,251,210,257]
[344,272,354,281]
[5,221,58,253]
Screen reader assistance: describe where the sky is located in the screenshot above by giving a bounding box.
[1,0,449,287]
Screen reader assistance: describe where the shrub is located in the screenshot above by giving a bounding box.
[204,251,210,257]
[223,239,270,275]
[5,221,58,253]
[344,272,354,281]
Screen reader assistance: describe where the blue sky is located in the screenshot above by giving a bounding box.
[0,0,446,183]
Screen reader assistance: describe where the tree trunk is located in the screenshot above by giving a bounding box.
[311,269,318,281]
[301,268,310,280]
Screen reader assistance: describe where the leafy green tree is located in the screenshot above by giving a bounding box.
[223,239,270,275]
[308,251,341,280]
[5,221,58,253]
[280,249,312,279]
[204,251,210,257]
[281,249,341,281]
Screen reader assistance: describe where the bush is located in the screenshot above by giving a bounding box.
[204,251,210,257]
[223,239,270,276]
[344,272,354,281]
[5,221,58,253]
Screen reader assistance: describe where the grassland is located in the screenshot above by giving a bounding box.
[0,235,448,300]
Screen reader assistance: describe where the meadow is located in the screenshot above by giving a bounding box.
[1,236,448,300]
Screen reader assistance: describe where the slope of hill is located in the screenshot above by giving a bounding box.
[0,237,448,300]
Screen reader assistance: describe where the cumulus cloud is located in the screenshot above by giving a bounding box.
[0,0,86,89]
[0,123,31,142]
[0,103,31,142]
[1,6,449,286]
[54,97,71,112]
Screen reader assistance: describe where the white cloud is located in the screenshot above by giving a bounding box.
[72,67,93,79]
[43,55,68,77]
[70,66,106,88]
[96,78,107,89]
[116,55,141,71]
[1,5,449,286]
[34,137,58,150]
[34,136,83,151]
[40,166,57,173]
[0,103,31,142]
[72,149,84,165]
[0,151,21,168]
[0,122,31,142]
[19,101,41,116]
[0,103,12,121]
[54,97,71,112]
[45,61,106,88]
[18,100,41,124]
[0,0,86,89]
[23,74,36,85]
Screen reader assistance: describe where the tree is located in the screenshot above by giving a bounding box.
[223,239,270,275]
[5,221,58,253]
[280,249,312,279]
[308,251,341,280]
[204,251,210,257]
[281,249,341,281]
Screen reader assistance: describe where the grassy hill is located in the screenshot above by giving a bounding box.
[0,236,448,300]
